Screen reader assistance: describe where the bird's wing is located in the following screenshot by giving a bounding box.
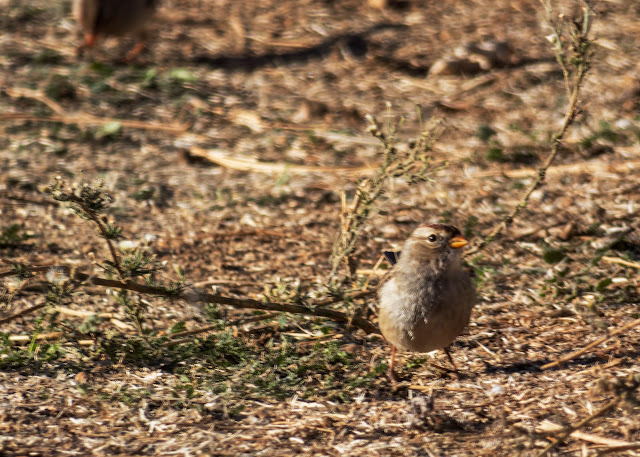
[383,251,401,266]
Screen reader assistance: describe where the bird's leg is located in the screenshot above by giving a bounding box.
[122,30,149,63]
[443,347,458,371]
[443,346,461,380]
[123,41,145,63]
[387,345,399,384]
[77,33,96,58]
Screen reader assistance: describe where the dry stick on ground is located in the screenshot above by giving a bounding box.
[538,420,635,447]
[313,288,377,308]
[0,265,380,335]
[163,314,277,341]
[534,397,621,457]
[541,317,640,370]
[597,444,640,455]
[54,307,117,319]
[600,256,640,270]
[0,302,47,325]
[3,87,187,134]
[466,2,593,257]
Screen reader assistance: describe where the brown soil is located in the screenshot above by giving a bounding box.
[1,0,639,455]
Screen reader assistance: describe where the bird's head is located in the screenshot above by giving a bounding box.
[404,224,468,263]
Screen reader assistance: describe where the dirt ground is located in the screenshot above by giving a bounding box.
[1,0,639,455]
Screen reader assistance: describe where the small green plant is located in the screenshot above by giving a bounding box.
[44,74,76,101]
[0,224,29,246]
[476,124,497,142]
[330,108,445,278]
[486,146,506,163]
[45,177,182,334]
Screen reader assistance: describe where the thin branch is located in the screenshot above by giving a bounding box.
[313,288,378,308]
[541,317,640,370]
[534,398,620,457]
[65,194,126,280]
[467,2,593,257]
[600,256,640,270]
[0,265,380,334]
[539,0,571,98]
[3,87,188,134]
[467,71,585,256]
[0,302,47,325]
[597,443,640,456]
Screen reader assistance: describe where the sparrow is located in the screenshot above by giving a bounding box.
[73,0,160,61]
[377,224,475,382]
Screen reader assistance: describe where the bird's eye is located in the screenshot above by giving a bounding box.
[427,234,438,242]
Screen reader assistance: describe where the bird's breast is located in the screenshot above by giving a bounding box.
[378,271,474,353]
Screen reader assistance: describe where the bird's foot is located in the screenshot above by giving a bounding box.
[76,33,96,59]
[120,42,145,63]
[387,367,400,385]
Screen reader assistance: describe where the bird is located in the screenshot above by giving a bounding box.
[73,0,160,61]
[377,223,476,382]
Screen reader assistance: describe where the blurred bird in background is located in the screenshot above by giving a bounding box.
[73,0,160,61]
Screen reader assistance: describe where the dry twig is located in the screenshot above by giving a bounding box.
[467,1,594,257]
[0,302,47,325]
[541,317,640,370]
[3,87,187,133]
[600,256,640,270]
[538,420,635,447]
[0,265,380,334]
[534,398,621,457]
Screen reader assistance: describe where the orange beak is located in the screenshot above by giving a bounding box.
[449,235,468,249]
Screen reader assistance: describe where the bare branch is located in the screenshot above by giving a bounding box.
[1,265,380,335]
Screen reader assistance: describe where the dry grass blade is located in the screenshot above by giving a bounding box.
[541,318,640,370]
[596,443,640,455]
[0,113,188,133]
[538,420,634,446]
[8,332,63,343]
[471,158,640,179]
[189,146,379,175]
[600,256,640,270]
[534,398,621,457]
